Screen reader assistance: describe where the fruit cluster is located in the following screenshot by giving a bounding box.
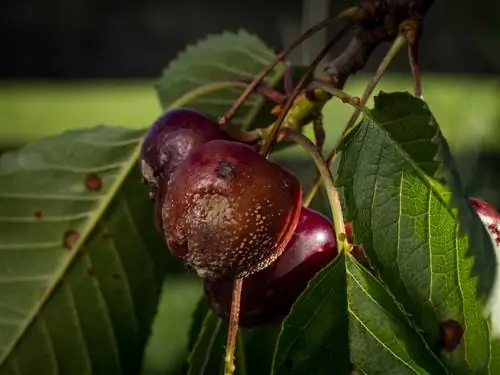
[140,107,500,328]
[140,107,351,326]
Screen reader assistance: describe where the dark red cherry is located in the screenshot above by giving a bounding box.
[469,197,500,246]
[161,139,302,280]
[203,207,337,327]
[140,108,228,201]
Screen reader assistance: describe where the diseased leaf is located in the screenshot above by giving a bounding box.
[337,100,492,373]
[155,29,287,130]
[0,126,168,374]
[271,253,350,375]
[370,91,498,310]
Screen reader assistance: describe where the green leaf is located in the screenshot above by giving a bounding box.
[155,29,287,130]
[187,297,211,354]
[271,252,445,374]
[0,126,169,374]
[337,100,492,373]
[370,91,498,304]
[242,325,281,375]
[346,254,447,374]
[187,310,227,375]
[271,253,350,375]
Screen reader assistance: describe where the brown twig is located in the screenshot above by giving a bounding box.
[219,5,367,126]
[259,23,353,157]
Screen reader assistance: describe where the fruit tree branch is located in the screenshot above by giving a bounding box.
[318,0,437,88]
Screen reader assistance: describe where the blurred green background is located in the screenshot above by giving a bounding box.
[1,74,499,374]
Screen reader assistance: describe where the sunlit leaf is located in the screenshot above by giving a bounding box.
[337,96,493,372]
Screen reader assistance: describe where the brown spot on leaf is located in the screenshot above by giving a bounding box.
[85,173,102,192]
[439,319,464,351]
[63,230,80,250]
[102,231,111,240]
[112,274,121,280]
[87,268,96,276]
[34,210,44,219]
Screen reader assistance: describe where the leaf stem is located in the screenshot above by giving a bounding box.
[303,34,406,207]
[280,129,349,253]
[259,22,353,156]
[408,40,423,99]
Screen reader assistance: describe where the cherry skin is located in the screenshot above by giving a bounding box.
[161,139,303,280]
[140,108,229,201]
[203,207,337,327]
[469,197,500,246]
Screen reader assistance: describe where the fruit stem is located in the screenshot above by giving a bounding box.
[408,38,423,99]
[224,278,243,375]
[280,128,349,253]
[303,34,406,207]
[259,22,353,157]
[219,5,365,125]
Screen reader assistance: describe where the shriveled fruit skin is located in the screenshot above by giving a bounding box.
[140,108,228,201]
[161,139,302,280]
[469,197,500,246]
[204,207,337,327]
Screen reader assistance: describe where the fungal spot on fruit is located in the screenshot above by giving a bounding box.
[34,210,44,219]
[284,358,294,369]
[85,173,102,192]
[215,161,236,180]
[63,230,80,250]
[488,223,500,245]
[439,319,464,351]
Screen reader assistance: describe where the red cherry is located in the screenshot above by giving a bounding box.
[203,207,337,327]
[139,108,229,229]
[161,139,302,280]
[469,197,500,247]
[140,108,228,200]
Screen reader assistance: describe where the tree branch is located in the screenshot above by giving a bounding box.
[319,0,437,88]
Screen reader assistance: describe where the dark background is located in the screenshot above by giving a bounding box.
[1,0,500,79]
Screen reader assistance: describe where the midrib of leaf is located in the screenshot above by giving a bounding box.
[338,119,490,372]
[0,140,144,367]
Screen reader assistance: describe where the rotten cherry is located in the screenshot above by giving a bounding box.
[160,139,302,280]
[203,207,337,327]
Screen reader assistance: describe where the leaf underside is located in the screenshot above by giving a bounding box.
[337,92,496,373]
[0,126,169,374]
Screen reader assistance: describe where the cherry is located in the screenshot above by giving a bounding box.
[160,139,302,280]
[140,108,229,202]
[203,207,337,327]
[469,197,500,247]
